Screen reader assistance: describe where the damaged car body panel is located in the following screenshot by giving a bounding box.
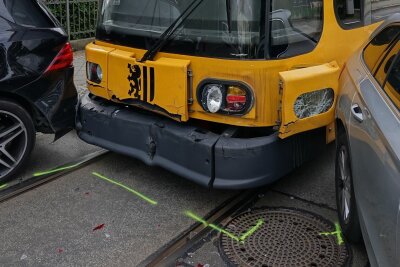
[0,1,77,135]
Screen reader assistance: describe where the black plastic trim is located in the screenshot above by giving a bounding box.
[77,93,326,189]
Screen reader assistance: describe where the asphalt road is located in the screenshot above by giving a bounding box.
[0,133,236,266]
[0,131,369,266]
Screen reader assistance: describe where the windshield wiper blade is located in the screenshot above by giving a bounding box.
[226,0,232,33]
[140,0,205,62]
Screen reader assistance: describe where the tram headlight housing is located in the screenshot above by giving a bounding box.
[86,62,102,84]
[198,80,253,115]
[202,84,223,113]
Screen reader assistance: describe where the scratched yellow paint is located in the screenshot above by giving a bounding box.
[278,62,340,139]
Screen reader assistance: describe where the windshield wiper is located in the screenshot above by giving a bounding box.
[226,0,232,33]
[140,0,205,62]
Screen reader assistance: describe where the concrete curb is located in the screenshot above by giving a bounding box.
[70,38,94,51]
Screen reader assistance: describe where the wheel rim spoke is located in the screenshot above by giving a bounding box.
[338,147,352,223]
[340,150,346,181]
[344,194,350,220]
[0,147,16,163]
[0,111,28,178]
[0,124,22,139]
[0,158,12,169]
[0,128,24,147]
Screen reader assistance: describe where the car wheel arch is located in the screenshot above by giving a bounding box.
[0,92,34,115]
[0,92,46,132]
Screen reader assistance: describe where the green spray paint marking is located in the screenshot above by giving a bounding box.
[92,172,158,206]
[0,184,8,190]
[320,223,344,245]
[34,163,81,177]
[185,211,264,243]
[240,219,264,241]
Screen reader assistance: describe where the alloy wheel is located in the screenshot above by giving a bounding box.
[337,146,352,225]
[0,110,28,179]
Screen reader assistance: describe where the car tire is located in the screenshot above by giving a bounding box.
[335,131,362,243]
[0,99,35,183]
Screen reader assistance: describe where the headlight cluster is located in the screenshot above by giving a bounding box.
[198,81,253,115]
[86,62,103,84]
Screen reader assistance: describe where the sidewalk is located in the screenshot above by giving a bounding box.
[73,50,87,96]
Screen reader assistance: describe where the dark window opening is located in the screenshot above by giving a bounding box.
[335,0,362,26]
[363,25,400,72]
[269,0,323,59]
[387,59,400,89]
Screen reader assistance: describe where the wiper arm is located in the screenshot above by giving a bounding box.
[226,0,232,33]
[140,0,205,62]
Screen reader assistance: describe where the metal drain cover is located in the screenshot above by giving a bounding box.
[219,208,349,267]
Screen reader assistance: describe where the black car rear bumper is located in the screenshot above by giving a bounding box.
[76,93,326,189]
[28,67,77,135]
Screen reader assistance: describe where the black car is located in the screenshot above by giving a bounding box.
[0,0,77,182]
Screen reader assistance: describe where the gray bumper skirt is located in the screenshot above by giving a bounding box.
[76,94,325,189]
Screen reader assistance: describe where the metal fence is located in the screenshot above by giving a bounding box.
[42,0,99,40]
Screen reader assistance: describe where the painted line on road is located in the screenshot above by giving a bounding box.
[184,210,264,243]
[0,184,8,190]
[92,172,158,206]
[240,219,264,241]
[33,163,82,177]
[320,222,344,245]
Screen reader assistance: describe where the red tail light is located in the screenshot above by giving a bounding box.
[45,43,73,73]
[226,95,246,104]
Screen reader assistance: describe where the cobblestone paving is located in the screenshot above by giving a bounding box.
[73,50,88,96]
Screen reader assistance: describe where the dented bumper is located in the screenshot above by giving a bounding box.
[76,93,326,189]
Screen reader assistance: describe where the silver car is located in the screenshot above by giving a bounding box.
[336,15,400,266]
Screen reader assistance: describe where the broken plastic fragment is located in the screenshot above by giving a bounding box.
[20,254,27,260]
[93,224,105,231]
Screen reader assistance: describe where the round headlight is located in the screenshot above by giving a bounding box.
[86,62,102,84]
[203,85,223,113]
[96,65,103,81]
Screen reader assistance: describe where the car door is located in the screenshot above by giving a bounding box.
[349,29,400,266]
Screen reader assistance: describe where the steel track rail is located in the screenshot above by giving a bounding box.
[0,149,109,203]
[139,189,260,267]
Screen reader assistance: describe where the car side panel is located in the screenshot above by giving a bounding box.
[349,74,400,266]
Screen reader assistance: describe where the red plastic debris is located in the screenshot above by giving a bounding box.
[196,264,204,267]
[93,224,105,231]
[57,248,64,254]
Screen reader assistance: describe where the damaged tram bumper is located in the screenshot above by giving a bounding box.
[76,93,325,189]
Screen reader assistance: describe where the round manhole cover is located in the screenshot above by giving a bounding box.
[219,207,350,267]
